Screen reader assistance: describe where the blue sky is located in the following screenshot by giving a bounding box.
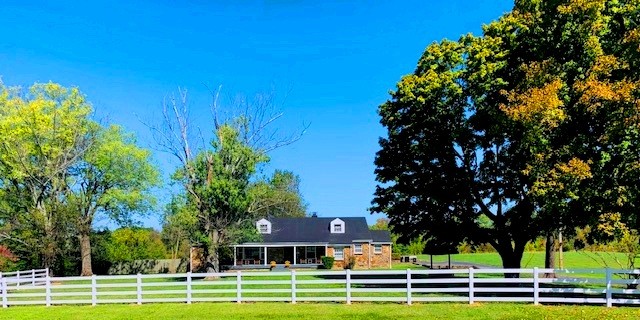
[0,0,512,229]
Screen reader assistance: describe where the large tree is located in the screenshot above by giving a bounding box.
[0,82,94,269]
[68,125,159,275]
[149,88,305,273]
[0,82,159,274]
[174,124,267,272]
[372,0,640,269]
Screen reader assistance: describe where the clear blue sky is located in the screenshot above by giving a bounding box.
[0,0,512,229]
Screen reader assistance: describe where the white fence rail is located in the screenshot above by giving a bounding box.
[2,267,640,307]
[0,268,48,289]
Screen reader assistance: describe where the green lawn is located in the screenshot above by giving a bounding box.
[1,303,639,320]
[417,251,633,269]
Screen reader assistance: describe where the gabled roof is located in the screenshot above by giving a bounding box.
[250,217,391,244]
[370,230,392,243]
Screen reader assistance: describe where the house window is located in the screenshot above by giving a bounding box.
[374,244,382,254]
[330,218,345,234]
[354,244,363,254]
[334,246,344,260]
[256,218,271,234]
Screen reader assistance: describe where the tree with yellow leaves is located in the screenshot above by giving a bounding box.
[373,0,640,271]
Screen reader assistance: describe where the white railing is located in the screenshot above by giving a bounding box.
[1,267,640,307]
[0,268,48,289]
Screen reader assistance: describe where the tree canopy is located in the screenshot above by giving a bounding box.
[0,82,159,274]
[372,0,640,268]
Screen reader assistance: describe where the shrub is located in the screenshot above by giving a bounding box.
[106,228,167,262]
[321,256,334,269]
[0,245,18,271]
[344,256,356,269]
[391,253,401,261]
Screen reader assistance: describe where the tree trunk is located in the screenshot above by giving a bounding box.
[42,223,56,271]
[544,232,556,278]
[205,229,220,274]
[38,201,56,271]
[79,232,93,276]
[494,239,527,278]
[496,245,524,278]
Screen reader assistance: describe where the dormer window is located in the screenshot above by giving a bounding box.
[256,218,271,234]
[330,218,345,234]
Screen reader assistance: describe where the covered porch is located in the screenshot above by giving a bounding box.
[233,244,327,267]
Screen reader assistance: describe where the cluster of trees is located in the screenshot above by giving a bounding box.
[372,0,640,270]
[0,83,308,275]
[0,82,159,275]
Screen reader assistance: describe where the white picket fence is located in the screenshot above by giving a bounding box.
[0,268,48,289]
[1,267,640,307]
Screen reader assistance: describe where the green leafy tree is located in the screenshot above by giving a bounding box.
[248,170,308,218]
[106,228,166,262]
[67,125,159,275]
[174,125,267,272]
[0,82,94,269]
[370,218,390,231]
[161,195,197,260]
[372,0,640,270]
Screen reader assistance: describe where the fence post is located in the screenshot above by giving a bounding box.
[236,271,242,304]
[468,268,474,304]
[16,271,19,288]
[533,267,539,306]
[346,269,351,305]
[45,274,51,307]
[136,273,142,305]
[291,270,296,304]
[31,269,35,286]
[91,274,97,306]
[1,276,7,308]
[605,268,612,308]
[187,272,192,304]
[406,269,412,305]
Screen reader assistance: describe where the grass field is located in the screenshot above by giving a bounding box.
[417,251,632,269]
[1,302,640,320]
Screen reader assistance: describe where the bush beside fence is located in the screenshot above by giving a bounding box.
[108,259,188,275]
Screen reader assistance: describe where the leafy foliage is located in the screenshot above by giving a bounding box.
[0,82,158,275]
[372,0,640,268]
[0,82,94,269]
[249,170,308,218]
[106,228,167,262]
[173,124,268,272]
[321,256,335,269]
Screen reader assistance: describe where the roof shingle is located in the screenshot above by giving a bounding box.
[253,217,391,244]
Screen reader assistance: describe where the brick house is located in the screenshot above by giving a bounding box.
[233,217,392,269]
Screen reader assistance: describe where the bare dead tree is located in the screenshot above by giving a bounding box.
[144,85,307,273]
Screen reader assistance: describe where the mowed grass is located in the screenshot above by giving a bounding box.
[417,251,633,269]
[1,302,640,320]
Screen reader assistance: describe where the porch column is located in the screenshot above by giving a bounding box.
[293,246,297,265]
[233,247,237,266]
[264,246,268,265]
